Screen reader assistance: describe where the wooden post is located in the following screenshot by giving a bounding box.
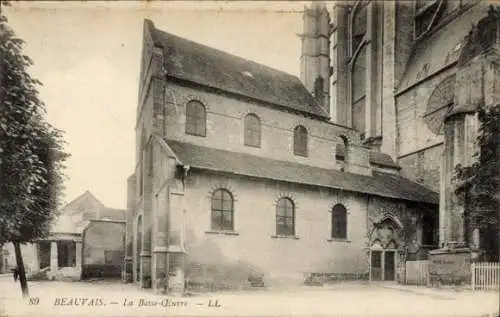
[471,262,475,291]
[368,250,372,283]
[381,251,385,281]
[404,261,407,285]
[32,242,39,273]
[50,241,58,279]
[426,261,430,286]
[75,242,82,275]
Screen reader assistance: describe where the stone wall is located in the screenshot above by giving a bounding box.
[82,221,125,278]
[395,69,452,158]
[398,144,442,193]
[183,170,370,288]
[163,82,362,172]
[394,68,455,191]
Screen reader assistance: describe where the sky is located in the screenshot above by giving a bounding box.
[4,1,321,209]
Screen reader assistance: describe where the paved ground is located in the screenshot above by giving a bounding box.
[0,276,498,317]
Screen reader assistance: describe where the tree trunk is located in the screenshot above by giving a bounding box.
[13,241,29,298]
[0,244,3,274]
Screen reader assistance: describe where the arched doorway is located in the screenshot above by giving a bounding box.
[135,215,142,282]
[369,218,401,281]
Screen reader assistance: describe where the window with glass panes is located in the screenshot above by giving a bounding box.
[331,204,347,239]
[244,114,261,147]
[276,198,295,236]
[211,189,234,231]
[185,100,206,136]
[293,125,308,157]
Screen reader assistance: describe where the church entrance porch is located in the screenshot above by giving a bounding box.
[369,217,402,282]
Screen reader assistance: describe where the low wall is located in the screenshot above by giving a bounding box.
[428,247,472,286]
[48,267,81,281]
[82,264,122,279]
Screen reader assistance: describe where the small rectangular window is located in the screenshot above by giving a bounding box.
[104,250,114,264]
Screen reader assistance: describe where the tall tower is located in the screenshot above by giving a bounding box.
[299,2,331,116]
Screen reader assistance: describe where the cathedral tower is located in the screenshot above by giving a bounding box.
[299,2,331,116]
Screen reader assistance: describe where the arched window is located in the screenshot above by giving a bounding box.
[276,198,295,236]
[211,189,234,231]
[351,45,366,136]
[293,125,308,157]
[424,75,455,134]
[349,0,368,138]
[185,100,206,136]
[331,204,347,239]
[350,1,368,54]
[244,114,261,147]
[336,135,350,172]
[314,76,325,104]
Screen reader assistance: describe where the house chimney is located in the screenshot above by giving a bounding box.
[337,135,372,176]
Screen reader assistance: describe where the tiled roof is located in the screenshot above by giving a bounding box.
[61,191,105,216]
[335,144,400,169]
[99,208,126,221]
[165,140,438,205]
[147,20,328,119]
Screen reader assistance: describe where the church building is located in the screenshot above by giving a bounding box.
[325,0,499,260]
[119,1,486,293]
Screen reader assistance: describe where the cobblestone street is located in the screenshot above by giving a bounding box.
[0,276,498,317]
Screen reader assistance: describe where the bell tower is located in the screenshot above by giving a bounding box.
[299,1,331,116]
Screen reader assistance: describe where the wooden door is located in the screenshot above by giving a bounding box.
[371,251,382,281]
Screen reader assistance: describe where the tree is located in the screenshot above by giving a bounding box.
[0,1,69,297]
[455,104,500,261]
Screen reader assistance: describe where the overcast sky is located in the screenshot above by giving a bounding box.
[5,1,320,209]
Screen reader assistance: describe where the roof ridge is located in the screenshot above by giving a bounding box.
[148,20,328,118]
[152,27,301,81]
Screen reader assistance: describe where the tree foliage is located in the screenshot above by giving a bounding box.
[454,105,500,230]
[0,5,69,245]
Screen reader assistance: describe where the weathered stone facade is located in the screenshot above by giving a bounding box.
[124,16,440,294]
[330,0,499,261]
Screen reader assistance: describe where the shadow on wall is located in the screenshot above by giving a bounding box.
[184,234,264,292]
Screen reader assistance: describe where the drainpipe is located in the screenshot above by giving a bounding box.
[181,165,190,190]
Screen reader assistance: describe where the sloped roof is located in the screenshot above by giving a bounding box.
[396,4,490,93]
[146,20,328,119]
[446,102,481,119]
[60,191,105,216]
[335,144,400,169]
[99,208,126,221]
[51,192,126,234]
[165,139,438,205]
